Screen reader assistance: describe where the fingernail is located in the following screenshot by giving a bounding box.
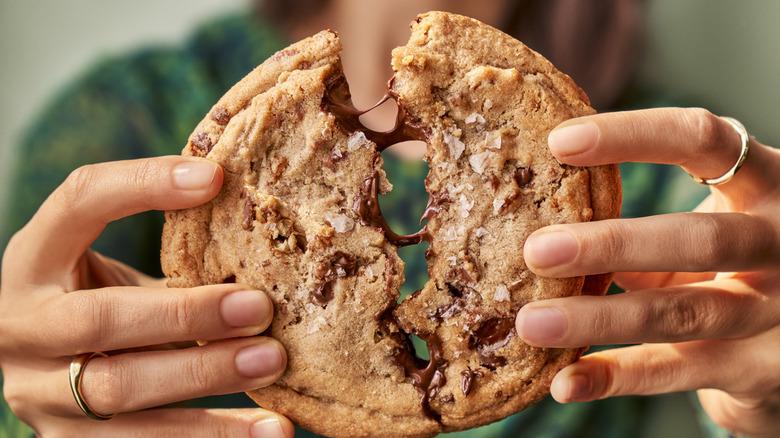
[524,231,578,269]
[236,342,284,378]
[517,307,567,342]
[221,290,271,328]
[251,418,286,438]
[172,161,217,190]
[558,373,592,402]
[549,122,599,157]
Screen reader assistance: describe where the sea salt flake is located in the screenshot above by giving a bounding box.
[476,227,489,238]
[331,147,343,158]
[336,267,347,277]
[437,162,455,173]
[307,315,329,334]
[325,211,354,233]
[446,256,457,266]
[444,132,465,159]
[465,113,485,125]
[457,194,474,218]
[494,284,510,302]
[485,132,502,149]
[443,227,459,241]
[493,198,505,214]
[305,303,317,314]
[347,131,371,151]
[469,151,495,174]
[484,99,493,110]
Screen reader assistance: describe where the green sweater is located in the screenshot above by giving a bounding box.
[1,13,723,438]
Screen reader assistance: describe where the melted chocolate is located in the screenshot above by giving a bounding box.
[420,190,449,224]
[392,332,448,420]
[323,74,437,247]
[374,257,398,321]
[312,251,357,304]
[460,369,484,397]
[469,317,516,369]
[322,75,429,151]
[514,167,533,188]
[352,160,430,247]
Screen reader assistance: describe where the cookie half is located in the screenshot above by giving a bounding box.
[161,11,620,438]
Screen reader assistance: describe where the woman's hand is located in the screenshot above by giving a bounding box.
[517,108,780,437]
[0,156,293,437]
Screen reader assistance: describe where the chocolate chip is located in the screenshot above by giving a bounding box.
[514,167,533,188]
[192,132,213,154]
[210,107,230,125]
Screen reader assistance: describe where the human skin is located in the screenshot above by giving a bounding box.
[0,157,294,437]
[518,108,780,438]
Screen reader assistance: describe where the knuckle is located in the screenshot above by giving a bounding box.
[684,108,724,155]
[687,214,729,270]
[166,292,204,337]
[88,356,130,414]
[648,292,709,341]
[60,292,107,351]
[58,164,98,212]
[589,220,631,267]
[183,351,219,393]
[3,378,31,421]
[128,159,156,200]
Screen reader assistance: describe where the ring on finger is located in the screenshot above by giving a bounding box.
[688,116,750,186]
[69,352,117,421]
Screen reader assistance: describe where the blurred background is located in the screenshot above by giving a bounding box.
[0,0,778,436]
[1,0,780,222]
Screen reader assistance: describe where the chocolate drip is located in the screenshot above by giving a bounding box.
[392,332,448,420]
[374,257,398,321]
[420,190,449,224]
[322,75,429,151]
[352,162,430,247]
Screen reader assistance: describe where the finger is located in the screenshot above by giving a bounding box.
[12,284,273,357]
[547,108,780,198]
[83,250,165,289]
[8,156,222,286]
[52,408,294,438]
[515,280,769,348]
[550,327,780,403]
[523,213,780,278]
[49,337,286,417]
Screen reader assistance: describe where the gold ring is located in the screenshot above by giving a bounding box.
[689,116,750,185]
[69,352,116,421]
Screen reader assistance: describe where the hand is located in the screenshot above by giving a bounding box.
[0,157,293,437]
[517,108,780,437]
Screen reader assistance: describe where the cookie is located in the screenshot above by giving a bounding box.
[161,11,621,438]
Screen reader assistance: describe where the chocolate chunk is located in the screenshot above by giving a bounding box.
[242,195,257,231]
[468,317,516,369]
[514,167,533,188]
[210,107,230,125]
[312,251,357,304]
[192,132,213,154]
[460,369,484,397]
